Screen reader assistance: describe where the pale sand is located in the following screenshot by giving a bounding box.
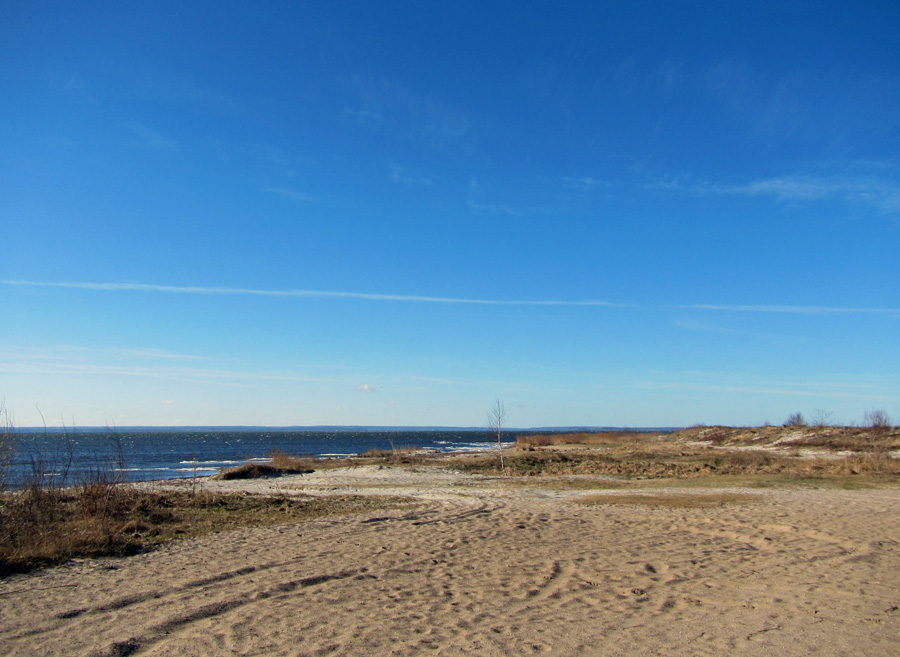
[2,466,899,656]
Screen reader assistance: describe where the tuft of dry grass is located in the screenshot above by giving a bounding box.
[213,451,318,480]
[267,450,319,472]
[355,446,427,465]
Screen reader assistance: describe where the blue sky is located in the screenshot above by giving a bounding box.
[2,1,898,428]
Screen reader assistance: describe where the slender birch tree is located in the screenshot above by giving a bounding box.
[486,398,507,473]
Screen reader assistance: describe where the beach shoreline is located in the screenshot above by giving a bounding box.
[2,458,899,656]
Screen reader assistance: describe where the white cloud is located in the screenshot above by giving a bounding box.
[5,280,897,315]
[697,174,900,213]
[355,384,378,393]
[0,349,331,385]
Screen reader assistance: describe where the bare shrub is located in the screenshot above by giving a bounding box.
[784,412,806,427]
[812,409,834,428]
[863,409,892,430]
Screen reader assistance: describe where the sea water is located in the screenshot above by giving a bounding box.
[2,429,513,487]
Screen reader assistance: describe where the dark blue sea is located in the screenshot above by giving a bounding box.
[3,429,524,488]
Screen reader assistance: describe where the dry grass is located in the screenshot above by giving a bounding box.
[0,485,407,577]
[453,437,900,479]
[671,424,900,452]
[214,451,318,480]
[515,431,658,449]
[268,450,320,472]
[355,446,427,464]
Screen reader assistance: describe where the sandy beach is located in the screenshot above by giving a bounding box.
[1,465,899,656]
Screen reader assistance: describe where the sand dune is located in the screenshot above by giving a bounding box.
[1,467,899,656]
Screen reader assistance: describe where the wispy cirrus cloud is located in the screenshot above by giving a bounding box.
[640,156,900,214]
[342,75,469,146]
[1,280,625,307]
[700,174,900,212]
[0,353,329,386]
[4,280,898,315]
[677,303,900,315]
[0,346,207,363]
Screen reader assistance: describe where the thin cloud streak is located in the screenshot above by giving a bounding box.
[5,280,898,314]
[1,280,625,307]
[679,304,900,315]
[0,359,331,385]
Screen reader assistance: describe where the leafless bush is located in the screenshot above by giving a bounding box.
[863,409,892,430]
[784,412,806,427]
[812,409,834,428]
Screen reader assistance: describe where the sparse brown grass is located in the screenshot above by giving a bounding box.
[453,437,900,479]
[0,485,407,577]
[268,450,320,472]
[670,424,900,452]
[355,446,427,464]
[515,431,658,449]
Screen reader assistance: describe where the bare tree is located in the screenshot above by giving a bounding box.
[486,398,507,473]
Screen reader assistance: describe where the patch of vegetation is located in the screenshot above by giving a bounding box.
[0,486,408,577]
[450,440,900,479]
[355,446,427,464]
[214,451,328,479]
[515,431,659,449]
